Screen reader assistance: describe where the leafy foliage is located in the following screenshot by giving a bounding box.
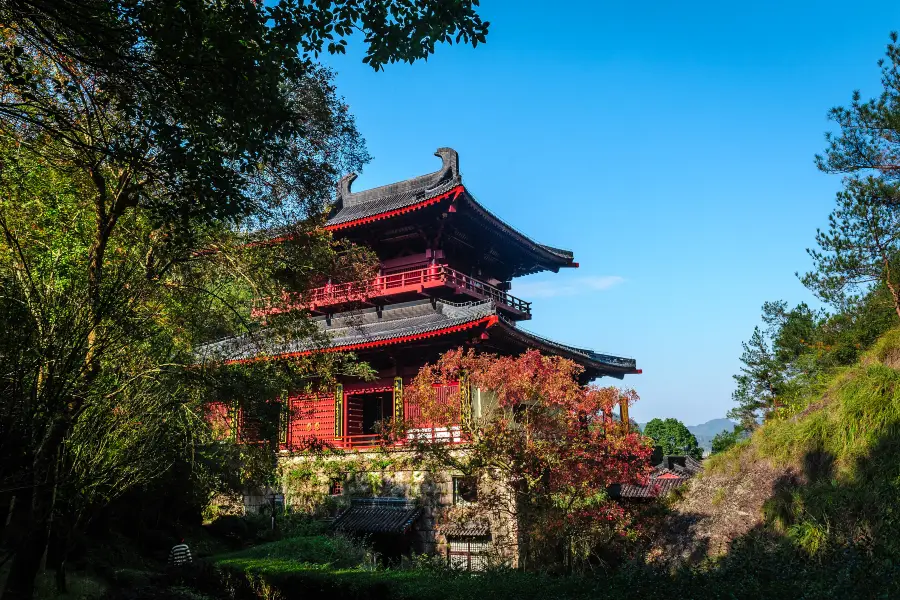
[710,425,746,455]
[642,418,703,460]
[398,349,652,572]
[0,2,487,597]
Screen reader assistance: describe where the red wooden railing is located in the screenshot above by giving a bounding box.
[252,265,531,318]
[330,427,466,450]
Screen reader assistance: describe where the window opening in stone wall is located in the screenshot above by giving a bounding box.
[329,479,343,496]
[447,536,491,571]
[453,476,478,505]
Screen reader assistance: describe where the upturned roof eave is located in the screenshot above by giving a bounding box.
[492,319,639,381]
[323,185,578,271]
[195,300,636,380]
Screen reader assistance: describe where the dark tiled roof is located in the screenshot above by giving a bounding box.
[538,244,575,261]
[440,520,491,538]
[197,299,496,363]
[613,478,685,499]
[196,300,637,379]
[332,498,422,534]
[610,455,703,500]
[499,318,638,374]
[324,148,575,269]
[327,178,461,228]
[326,147,461,227]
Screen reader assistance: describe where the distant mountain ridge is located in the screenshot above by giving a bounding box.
[638,418,737,453]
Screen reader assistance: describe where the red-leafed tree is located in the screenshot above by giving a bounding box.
[399,348,652,572]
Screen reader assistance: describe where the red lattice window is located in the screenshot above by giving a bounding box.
[447,537,490,571]
[404,383,459,428]
[238,406,265,443]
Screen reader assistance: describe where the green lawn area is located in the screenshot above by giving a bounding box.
[209,531,900,600]
[211,536,617,600]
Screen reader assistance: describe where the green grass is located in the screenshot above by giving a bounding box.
[208,533,900,600]
[216,535,368,569]
[211,535,656,600]
[708,328,900,560]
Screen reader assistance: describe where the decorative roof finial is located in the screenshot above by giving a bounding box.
[335,147,461,208]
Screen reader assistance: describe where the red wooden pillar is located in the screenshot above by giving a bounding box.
[343,386,350,447]
[393,377,404,421]
[334,384,343,442]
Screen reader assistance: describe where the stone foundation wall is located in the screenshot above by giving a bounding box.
[274,450,518,565]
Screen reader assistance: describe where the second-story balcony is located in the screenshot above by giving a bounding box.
[254,265,532,320]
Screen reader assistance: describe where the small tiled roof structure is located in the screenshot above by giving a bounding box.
[332,498,422,535]
[656,455,703,477]
[439,520,491,538]
[196,299,638,380]
[611,477,685,500]
[610,455,703,501]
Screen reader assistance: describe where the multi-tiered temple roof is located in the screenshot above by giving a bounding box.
[325,148,577,279]
[205,147,637,382]
[203,147,638,451]
[202,298,637,381]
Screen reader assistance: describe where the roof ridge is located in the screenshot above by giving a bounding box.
[336,148,460,208]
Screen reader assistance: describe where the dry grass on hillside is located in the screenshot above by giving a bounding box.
[645,445,801,567]
[648,329,900,568]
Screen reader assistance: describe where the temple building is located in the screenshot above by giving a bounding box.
[202,148,639,566]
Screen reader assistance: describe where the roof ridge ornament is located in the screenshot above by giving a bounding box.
[336,147,460,208]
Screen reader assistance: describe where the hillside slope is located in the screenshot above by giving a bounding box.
[652,329,900,568]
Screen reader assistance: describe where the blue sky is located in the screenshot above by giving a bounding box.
[323,0,900,425]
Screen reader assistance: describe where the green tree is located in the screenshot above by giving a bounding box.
[0,135,373,598]
[710,425,746,455]
[729,326,782,430]
[809,32,900,320]
[642,418,702,460]
[801,177,900,320]
[729,301,821,430]
[816,32,900,181]
[0,2,485,596]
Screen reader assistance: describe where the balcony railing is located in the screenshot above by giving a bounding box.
[253,265,531,318]
[330,427,466,450]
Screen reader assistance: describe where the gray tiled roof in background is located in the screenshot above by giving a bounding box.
[333,498,423,534]
[610,455,704,500]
